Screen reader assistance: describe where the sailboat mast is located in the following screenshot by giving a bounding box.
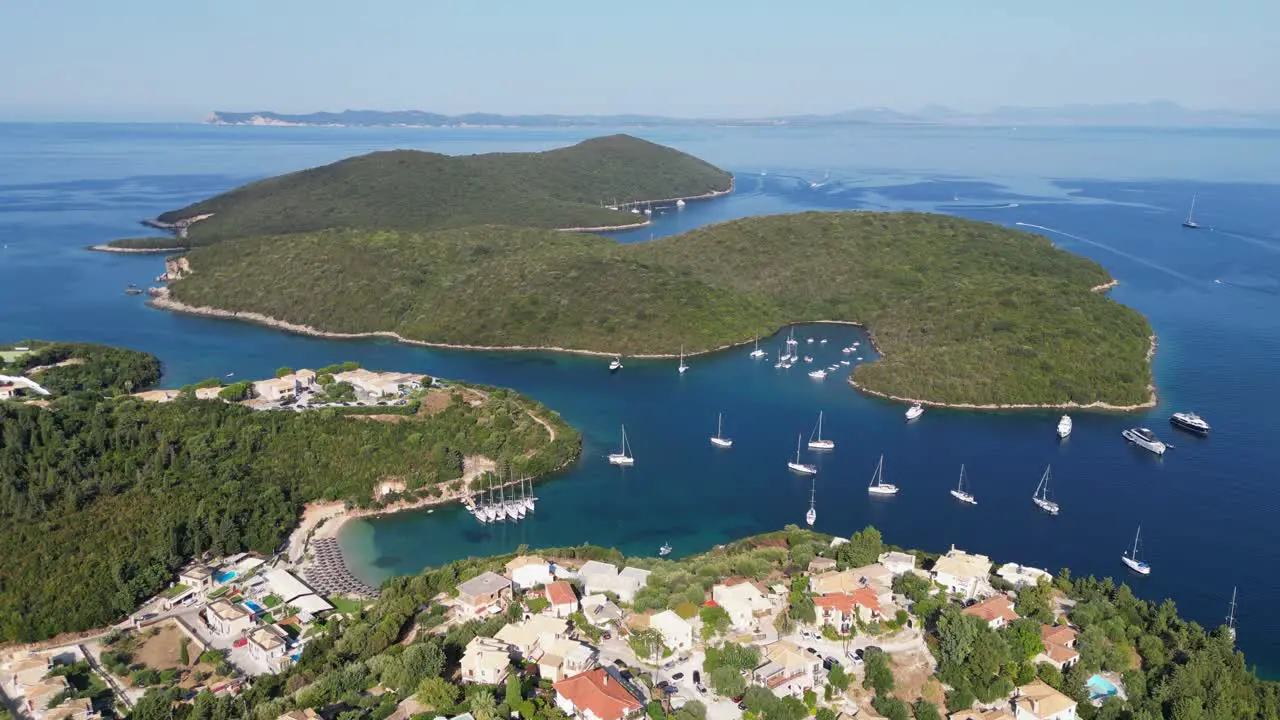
[717,413,723,438]
[1133,525,1142,557]
[958,464,966,491]
[1227,587,1238,629]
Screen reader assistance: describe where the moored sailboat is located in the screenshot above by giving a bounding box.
[1182,194,1200,229]
[678,345,689,374]
[710,412,733,448]
[807,411,834,450]
[749,336,766,359]
[608,425,635,466]
[1033,466,1060,515]
[1120,524,1151,575]
[867,454,898,496]
[805,475,817,526]
[1226,587,1238,642]
[787,434,817,475]
[950,464,977,505]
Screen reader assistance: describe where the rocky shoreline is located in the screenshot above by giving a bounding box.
[88,244,186,254]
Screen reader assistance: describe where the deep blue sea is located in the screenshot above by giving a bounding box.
[2,123,1279,676]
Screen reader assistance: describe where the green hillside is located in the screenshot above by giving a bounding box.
[110,135,731,249]
[167,211,1154,407]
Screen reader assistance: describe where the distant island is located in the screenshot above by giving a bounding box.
[103,135,731,250]
[0,340,579,641]
[155,212,1155,409]
[206,102,1280,129]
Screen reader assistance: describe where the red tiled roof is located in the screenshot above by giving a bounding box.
[554,669,643,720]
[1041,623,1077,647]
[962,596,1019,624]
[814,587,882,616]
[547,580,577,607]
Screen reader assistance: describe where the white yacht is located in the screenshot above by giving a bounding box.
[678,345,689,374]
[749,336,766,359]
[819,338,828,344]
[807,369,827,380]
[867,454,898,496]
[806,337,814,344]
[659,542,672,556]
[803,356,814,364]
[1170,411,1210,435]
[608,425,635,466]
[676,198,686,209]
[1122,427,1167,455]
[842,347,853,355]
[840,360,851,366]
[950,464,977,505]
[1057,415,1072,439]
[710,413,733,448]
[805,475,817,526]
[1033,466,1060,515]
[787,435,817,475]
[807,412,834,450]
[1121,524,1151,575]
[609,356,623,372]
[905,403,924,421]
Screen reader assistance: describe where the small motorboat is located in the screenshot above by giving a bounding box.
[905,403,924,421]
[659,543,672,557]
[609,356,623,372]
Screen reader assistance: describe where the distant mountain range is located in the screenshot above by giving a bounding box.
[207,102,1280,129]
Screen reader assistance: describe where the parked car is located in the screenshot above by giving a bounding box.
[672,672,684,681]
[233,638,248,648]
[602,631,612,640]
[612,659,627,668]
[805,647,818,655]
[692,670,701,685]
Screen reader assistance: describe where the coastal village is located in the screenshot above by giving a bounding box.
[3,526,1116,720]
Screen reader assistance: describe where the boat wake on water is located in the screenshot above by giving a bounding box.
[1208,227,1280,256]
[1015,222,1201,285]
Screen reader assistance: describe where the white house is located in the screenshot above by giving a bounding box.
[178,565,215,593]
[205,599,253,636]
[495,615,570,659]
[1013,680,1078,720]
[577,562,650,603]
[580,594,624,628]
[460,636,512,685]
[554,669,644,720]
[931,545,993,599]
[537,636,597,683]
[247,625,290,672]
[545,581,580,618]
[711,579,774,629]
[649,610,693,654]
[506,555,556,589]
[997,563,1053,589]
[877,551,917,576]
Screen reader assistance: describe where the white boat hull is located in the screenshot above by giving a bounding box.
[608,454,634,466]
[950,490,977,505]
[787,462,817,475]
[1122,429,1166,455]
[805,508,816,526]
[710,437,733,448]
[1121,556,1151,575]
[868,485,899,496]
[905,406,924,421]
[1057,416,1072,438]
[807,440,834,450]
[1034,498,1060,515]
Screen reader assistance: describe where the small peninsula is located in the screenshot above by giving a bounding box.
[0,341,580,642]
[159,212,1155,408]
[106,134,732,249]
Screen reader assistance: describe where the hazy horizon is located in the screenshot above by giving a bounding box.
[2,0,1277,122]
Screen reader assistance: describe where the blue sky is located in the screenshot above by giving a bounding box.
[1,0,1276,120]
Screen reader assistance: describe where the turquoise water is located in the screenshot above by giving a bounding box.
[3,123,1280,676]
[1087,674,1119,700]
[243,600,266,615]
[214,570,238,584]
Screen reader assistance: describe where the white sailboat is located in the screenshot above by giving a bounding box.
[493,480,508,521]
[523,476,535,512]
[1226,587,1238,642]
[905,403,924,421]
[867,454,898,496]
[805,475,817,526]
[807,411,834,450]
[1033,466,1060,515]
[1182,194,1199,229]
[950,464,977,505]
[1057,415,1072,439]
[1120,525,1151,575]
[749,336,766,359]
[710,413,733,448]
[786,327,798,353]
[787,434,817,475]
[678,345,689,374]
[608,425,635,466]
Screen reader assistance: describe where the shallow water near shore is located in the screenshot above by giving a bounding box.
[2,123,1280,676]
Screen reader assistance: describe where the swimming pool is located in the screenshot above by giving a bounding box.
[1087,674,1119,700]
[214,570,238,583]
[243,600,266,615]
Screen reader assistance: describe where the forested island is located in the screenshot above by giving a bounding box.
[160,212,1154,408]
[40,527,1279,720]
[0,343,580,642]
[106,135,732,249]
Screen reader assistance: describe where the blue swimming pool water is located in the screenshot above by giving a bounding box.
[243,600,266,614]
[1087,674,1119,700]
[214,570,237,584]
